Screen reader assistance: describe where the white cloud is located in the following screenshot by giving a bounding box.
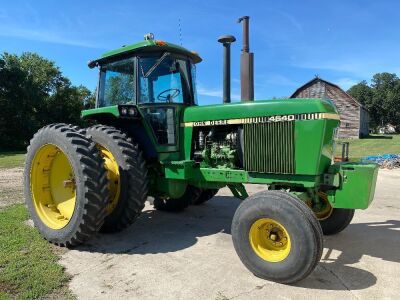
[334,77,360,90]
[197,87,222,98]
[272,9,303,34]
[293,56,400,79]
[197,84,240,101]
[0,26,102,48]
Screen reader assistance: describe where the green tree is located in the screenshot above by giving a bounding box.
[0,53,38,149]
[371,73,400,129]
[348,80,378,127]
[348,73,400,131]
[80,85,96,109]
[347,80,373,106]
[0,52,93,150]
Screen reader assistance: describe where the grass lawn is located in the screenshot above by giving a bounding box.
[0,205,73,300]
[335,134,400,161]
[0,152,25,169]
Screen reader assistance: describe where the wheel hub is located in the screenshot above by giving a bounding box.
[30,144,76,229]
[249,218,291,262]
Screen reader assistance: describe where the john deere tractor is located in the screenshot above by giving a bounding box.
[24,19,378,284]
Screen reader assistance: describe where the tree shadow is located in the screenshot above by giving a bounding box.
[76,197,400,291]
[0,151,25,157]
[297,219,400,290]
[362,135,393,139]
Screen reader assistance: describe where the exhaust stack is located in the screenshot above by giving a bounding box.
[218,35,236,103]
[238,16,254,101]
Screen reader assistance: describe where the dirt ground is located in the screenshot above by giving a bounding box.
[0,167,24,208]
[1,168,399,299]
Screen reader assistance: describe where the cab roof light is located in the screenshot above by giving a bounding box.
[155,40,167,46]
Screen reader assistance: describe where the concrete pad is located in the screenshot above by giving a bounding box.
[60,169,400,299]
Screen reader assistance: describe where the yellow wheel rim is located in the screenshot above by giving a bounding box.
[98,146,120,215]
[30,144,76,229]
[249,218,291,262]
[314,192,333,220]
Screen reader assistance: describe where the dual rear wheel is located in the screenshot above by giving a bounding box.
[25,124,148,246]
[86,125,149,233]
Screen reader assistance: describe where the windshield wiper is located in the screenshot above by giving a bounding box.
[144,52,171,78]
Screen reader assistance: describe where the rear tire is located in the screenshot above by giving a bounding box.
[86,125,149,233]
[24,123,108,247]
[320,208,355,235]
[231,190,323,284]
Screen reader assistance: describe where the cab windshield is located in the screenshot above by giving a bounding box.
[138,54,193,104]
[98,58,135,107]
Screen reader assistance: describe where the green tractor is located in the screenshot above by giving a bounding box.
[24,21,378,284]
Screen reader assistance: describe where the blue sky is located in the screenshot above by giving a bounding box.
[1,0,399,105]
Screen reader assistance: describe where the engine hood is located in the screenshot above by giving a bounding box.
[182,98,338,123]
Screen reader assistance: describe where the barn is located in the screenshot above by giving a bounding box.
[290,77,369,139]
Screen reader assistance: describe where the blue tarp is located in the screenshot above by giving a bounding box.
[362,154,400,165]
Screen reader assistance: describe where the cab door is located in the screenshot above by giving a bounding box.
[137,54,194,154]
[140,105,179,151]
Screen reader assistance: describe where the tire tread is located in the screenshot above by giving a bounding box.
[86,125,149,233]
[25,123,109,247]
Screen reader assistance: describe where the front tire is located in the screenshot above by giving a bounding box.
[320,208,355,235]
[24,124,108,247]
[231,190,323,284]
[86,125,149,233]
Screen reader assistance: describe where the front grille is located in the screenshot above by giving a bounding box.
[243,121,295,174]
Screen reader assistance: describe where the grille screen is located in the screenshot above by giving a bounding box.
[243,122,295,174]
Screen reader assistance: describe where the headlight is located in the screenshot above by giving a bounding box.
[119,105,139,118]
[128,107,137,116]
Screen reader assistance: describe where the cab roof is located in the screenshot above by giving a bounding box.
[90,39,202,67]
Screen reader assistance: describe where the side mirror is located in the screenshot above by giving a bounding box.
[88,60,97,69]
[83,99,92,110]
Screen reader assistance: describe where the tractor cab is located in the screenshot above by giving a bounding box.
[96,47,198,107]
[85,34,201,151]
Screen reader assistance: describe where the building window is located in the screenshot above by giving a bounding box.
[345,123,350,128]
